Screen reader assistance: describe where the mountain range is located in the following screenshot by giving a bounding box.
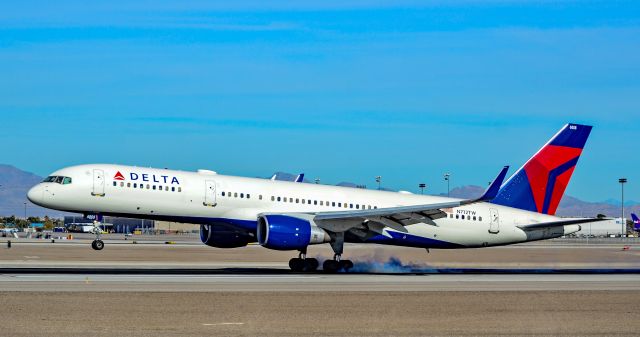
[1,165,638,219]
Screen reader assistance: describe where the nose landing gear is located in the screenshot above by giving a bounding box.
[90,222,104,251]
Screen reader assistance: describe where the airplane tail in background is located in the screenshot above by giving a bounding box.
[632,213,640,231]
[491,123,592,215]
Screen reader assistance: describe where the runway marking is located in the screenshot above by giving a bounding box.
[202,323,245,326]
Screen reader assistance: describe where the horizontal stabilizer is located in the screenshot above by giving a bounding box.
[518,217,607,231]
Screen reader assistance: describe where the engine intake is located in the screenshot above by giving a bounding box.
[200,224,253,248]
[257,215,330,251]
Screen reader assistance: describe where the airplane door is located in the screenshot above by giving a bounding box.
[489,208,500,234]
[204,180,217,206]
[92,169,105,196]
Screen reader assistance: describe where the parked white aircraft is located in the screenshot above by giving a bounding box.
[28,123,598,272]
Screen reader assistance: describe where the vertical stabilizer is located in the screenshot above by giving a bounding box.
[491,123,592,215]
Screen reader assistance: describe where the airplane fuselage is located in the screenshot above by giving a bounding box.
[28,164,579,249]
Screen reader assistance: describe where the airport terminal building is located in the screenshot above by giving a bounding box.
[63,216,197,234]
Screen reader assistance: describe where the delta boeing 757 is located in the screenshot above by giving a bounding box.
[27,123,599,272]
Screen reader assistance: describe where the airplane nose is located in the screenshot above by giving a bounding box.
[27,185,43,205]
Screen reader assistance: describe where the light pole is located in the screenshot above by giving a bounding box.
[419,183,426,195]
[376,176,382,190]
[444,173,451,197]
[619,178,627,237]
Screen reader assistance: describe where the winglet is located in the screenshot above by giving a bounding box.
[477,166,509,202]
[294,173,305,183]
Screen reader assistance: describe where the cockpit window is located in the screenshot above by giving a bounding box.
[43,176,73,185]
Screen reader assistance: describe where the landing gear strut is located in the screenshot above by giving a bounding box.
[288,249,319,272]
[322,232,353,273]
[90,221,104,251]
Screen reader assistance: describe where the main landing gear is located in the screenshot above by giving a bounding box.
[90,221,104,251]
[288,232,354,273]
[322,255,354,273]
[289,252,319,272]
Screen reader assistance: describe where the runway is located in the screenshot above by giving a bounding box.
[2,272,640,292]
[1,241,640,336]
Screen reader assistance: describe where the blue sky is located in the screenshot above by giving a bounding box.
[0,0,638,202]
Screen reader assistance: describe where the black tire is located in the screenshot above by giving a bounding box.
[322,260,339,273]
[92,240,104,251]
[339,260,354,272]
[289,258,304,272]
[304,258,319,272]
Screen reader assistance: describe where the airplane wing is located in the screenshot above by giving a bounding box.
[311,166,509,234]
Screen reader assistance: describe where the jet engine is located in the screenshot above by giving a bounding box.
[200,224,253,248]
[257,214,330,250]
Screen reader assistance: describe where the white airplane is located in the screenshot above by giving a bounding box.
[27,123,599,272]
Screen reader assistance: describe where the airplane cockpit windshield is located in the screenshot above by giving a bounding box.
[43,176,73,185]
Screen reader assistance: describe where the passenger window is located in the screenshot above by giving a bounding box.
[283,197,287,203]
[456,214,459,219]
[302,199,306,204]
[178,187,182,192]
[140,184,144,189]
[120,182,124,187]
[133,183,137,188]
[240,193,244,198]
[222,192,225,196]
[320,201,324,206]
[165,186,169,191]
[332,202,336,207]
[113,181,117,187]
[146,184,150,189]
[479,216,482,221]
[234,193,238,198]
[296,198,299,203]
[247,194,250,199]
[290,198,293,202]
[259,195,263,200]
[314,200,317,205]
[374,206,378,209]
[338,203,341,207]
[271,196,275,201]
[153,185,156,190]
[344,203,348,208]
[473,216,476,221]
[172,187,175,192]
[277,197,281,202]
[127,183,131,188]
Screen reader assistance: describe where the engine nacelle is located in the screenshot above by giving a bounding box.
[200,224,253,248]
[257,214,330,251]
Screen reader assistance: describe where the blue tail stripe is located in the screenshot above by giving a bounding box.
[549,124,592,148]
[541,156,580,214]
